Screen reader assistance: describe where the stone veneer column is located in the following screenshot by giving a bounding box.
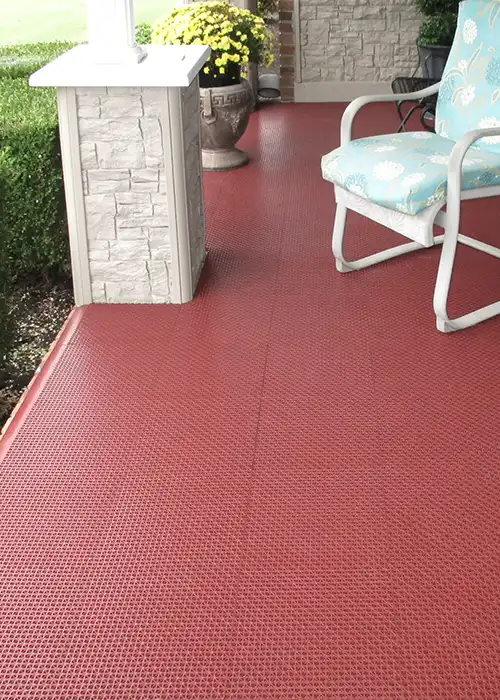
[77,82,204,303]
[30,45,209,304]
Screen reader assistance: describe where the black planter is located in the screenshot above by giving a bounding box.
[199,62,241,89]
[418,44,451,80]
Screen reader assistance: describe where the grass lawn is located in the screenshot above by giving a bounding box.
[0,0,175,45]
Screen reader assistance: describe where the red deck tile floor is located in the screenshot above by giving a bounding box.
[2,103,500,699]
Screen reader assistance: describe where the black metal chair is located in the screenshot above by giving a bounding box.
[391,49,440,133]
[391,76,438,132]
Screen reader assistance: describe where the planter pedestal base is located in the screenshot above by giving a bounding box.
[202,147,249,171]
[200,79,253,172]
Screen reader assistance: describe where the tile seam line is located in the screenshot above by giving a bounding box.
[230,186,288,625]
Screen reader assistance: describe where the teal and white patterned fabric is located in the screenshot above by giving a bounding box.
[321,0,500,216]
[321,132,500,215]
[436,0,500,152]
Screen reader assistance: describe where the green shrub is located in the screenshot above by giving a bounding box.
[0,42,74,80]
[0,42,70,282]
[418,12,458,46]
[135,23,153,44]
[415,0,459,16]
[414,0,459,47]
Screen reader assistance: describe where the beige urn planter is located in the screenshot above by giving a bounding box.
[199,79,254,171]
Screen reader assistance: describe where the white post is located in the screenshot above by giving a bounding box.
[30,42,210,305]
[85,0,147,64]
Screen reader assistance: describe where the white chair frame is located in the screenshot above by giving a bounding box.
[333,83,500,332]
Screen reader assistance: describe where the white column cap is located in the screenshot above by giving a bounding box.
[29,45,210,87]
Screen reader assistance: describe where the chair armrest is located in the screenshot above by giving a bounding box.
[445,127,500,210]
[340,83,441,146]
[448,128,500,179]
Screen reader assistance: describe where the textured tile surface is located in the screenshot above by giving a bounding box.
[1,103,500,698]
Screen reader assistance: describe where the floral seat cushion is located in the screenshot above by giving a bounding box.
[321,132,500,216]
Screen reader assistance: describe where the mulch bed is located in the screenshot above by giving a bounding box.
[0,277,73,429]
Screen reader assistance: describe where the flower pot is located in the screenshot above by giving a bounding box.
[418,44,451,80]
[199,78,254,171]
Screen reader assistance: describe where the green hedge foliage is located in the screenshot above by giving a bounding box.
[0,41,74,79]
[0,42,73,283]
[0,42,73,364]
[135,23,153,44]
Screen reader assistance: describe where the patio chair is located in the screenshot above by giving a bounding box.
[321,0,500,333]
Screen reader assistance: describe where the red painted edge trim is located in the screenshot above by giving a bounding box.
[0,306,85,463]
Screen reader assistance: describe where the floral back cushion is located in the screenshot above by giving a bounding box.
[436,0,500,152]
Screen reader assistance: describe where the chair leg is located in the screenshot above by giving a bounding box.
[433,201,500,332]
[332,203,350,272]
[332,195,500,332]
[331,203,441,273]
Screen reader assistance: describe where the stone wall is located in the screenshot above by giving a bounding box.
[298,0,421,87]
[76,83,205,303]
[279,0,295,102]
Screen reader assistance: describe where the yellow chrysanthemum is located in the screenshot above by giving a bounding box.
[151,0,275,74]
